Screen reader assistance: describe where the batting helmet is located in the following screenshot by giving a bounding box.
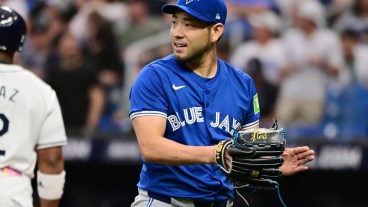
[0,6,27,52]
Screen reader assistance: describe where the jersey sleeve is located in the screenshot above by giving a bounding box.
[242,77,260,129]
[36,89,67,149]
[129,65,168,120]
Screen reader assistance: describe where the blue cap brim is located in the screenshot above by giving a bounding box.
[162,4,212,23]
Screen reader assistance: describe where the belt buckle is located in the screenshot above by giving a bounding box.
[2,167,22,176]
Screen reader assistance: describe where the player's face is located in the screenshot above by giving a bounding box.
[170,11,213,62]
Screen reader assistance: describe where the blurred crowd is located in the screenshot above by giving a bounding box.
[3,0,368,141]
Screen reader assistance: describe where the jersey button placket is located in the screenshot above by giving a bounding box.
[204,90,210,107]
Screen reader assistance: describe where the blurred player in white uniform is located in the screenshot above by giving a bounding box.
[0,5,67,207]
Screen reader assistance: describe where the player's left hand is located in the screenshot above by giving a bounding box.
[280,146,315,176]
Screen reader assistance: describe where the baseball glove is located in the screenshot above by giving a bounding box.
[215,126,286,190]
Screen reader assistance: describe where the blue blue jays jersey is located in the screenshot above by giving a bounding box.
[129,54,260,202]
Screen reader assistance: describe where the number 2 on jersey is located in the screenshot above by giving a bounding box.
[0,113,9,156]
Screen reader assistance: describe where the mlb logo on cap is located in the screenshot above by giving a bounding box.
[162,0,227,25]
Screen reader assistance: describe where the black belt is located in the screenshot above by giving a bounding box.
[147,191,229,207]
[147,191,171,204]
[194,199,228,207]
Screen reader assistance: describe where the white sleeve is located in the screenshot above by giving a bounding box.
[36,90,67,149]
[326,32,344,70]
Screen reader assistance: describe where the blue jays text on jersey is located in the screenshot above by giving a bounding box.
[129,54,260,202]
[168,106,242,135]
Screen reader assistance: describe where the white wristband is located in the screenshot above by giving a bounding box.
[37,170,66,200]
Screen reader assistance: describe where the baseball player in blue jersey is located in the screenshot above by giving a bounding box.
[129,0,315,206]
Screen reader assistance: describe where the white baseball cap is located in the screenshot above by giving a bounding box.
[295,0,326,27]
[249,10,281,33]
